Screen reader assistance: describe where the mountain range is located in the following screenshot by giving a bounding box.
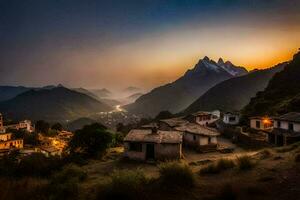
[242,51,300,118]
[125,56,248,117]
[0,86,112,121]
[184,62,286,114]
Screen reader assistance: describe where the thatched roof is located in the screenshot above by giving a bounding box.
[124,129,182,144]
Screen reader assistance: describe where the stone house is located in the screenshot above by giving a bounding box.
[159,117,220,152]
[123,128,182,161]
[184,111,219,126]
[250,116,273,130]
[223,112,240,125]
[0,133,23,150]
[0,113,5,134]
[5,120,34,133]
[267,112,300,146]
[175,123,220,152]
[0,114,24,151]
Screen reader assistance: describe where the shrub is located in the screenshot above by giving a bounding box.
[51,164,87,183]
[158,162,195,188]
[236,155,254,170]
[200,159,235,175]
[0,177,48,200]
[99,169,148,200]
[47,165,87,200]
[17,153,64,177]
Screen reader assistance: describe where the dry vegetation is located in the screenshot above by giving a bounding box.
[2,143,300,200]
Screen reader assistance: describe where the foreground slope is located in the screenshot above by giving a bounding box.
[126,56,247,117]
[184,63,286,113]
[242,51,300,118]
[0,87,112,121]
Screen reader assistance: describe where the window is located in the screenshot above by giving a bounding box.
[129,143,142,152]
[208,137,211,143]
[256,121,260,128]
[229,116,236,122]
[277,121,281,128]
[288,123,294,131]
[193,135,196,141]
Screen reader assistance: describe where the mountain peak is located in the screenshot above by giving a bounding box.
[218,58,224,65]
[203,56,210,62]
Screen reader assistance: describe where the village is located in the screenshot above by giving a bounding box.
[0,113,73,157]
[1,109,300,163]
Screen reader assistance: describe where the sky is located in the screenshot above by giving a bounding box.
[0,0,300,91]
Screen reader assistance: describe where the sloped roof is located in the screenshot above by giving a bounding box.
[175,123,220,136]
[124,129,182,144]
[273,112,300,123]
[190,111,211,116]
[159,117,188,127]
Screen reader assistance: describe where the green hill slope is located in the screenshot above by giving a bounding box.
[0,87,112,121]
[242,51,300,118]
[184,63,285,114]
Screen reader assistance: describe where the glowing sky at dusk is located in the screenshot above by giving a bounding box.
[1,0,300,90]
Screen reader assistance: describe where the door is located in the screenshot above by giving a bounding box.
[146,144,155,160]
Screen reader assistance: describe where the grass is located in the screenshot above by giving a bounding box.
[200,158,235,175]
[258,149,273,159]
[236,155,255,170]
[98,169,148,200]
[158,161,195,188]
[276,144,299,153]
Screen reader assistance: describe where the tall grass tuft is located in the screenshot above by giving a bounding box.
[159,161,195,188]
[236,155,254,170]
[99,169,148,200]
[200,158,235,175]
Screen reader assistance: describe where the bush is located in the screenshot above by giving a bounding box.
[200,159,235,175]
[236,155,254,170]
[69,123,113,158]
[158,162,195,188]
[51,164,87,183]
[17,153,64,177]
[0,177,48,200]
[47,165,87,200]
[99,169,148,200]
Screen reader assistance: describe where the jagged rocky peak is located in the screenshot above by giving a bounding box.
[203,56,210,62]
[218,58,224,65]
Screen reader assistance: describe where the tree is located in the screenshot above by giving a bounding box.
[35,120,50,134]
[11,129,40,146]
[68,123,112,158]
[51,123,63,131]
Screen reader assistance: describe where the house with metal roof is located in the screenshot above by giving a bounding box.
[267,112,300,146]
